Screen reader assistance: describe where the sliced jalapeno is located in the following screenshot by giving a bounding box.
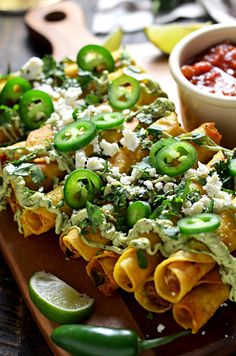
[228,158,236,176]
[92,112,124,130]
[126,201,151,227]
[0,77,31,106]
[19,89,54,130]
[149,137,178,169]
[54,120,97,152]
[155,141,197,177]
[108,75,140,110]
[177,213,220,234]
[64,169,102,209]
[77,44,115,73]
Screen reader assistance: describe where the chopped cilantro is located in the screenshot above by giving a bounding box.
[5,162,45,185]
[86,202,105,232]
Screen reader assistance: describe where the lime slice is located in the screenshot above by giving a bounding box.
[144,22,211,54]
[103,27,123,52]
[29,271,95,324]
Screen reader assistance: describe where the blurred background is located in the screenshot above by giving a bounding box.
[0,0,234,354]
[1,0,234,73]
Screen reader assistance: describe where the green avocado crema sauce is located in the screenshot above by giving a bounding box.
[0,172,68,234]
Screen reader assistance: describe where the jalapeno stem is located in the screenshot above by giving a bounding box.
[139,330,191,351]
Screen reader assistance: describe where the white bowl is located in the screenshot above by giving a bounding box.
[169,24,236,148]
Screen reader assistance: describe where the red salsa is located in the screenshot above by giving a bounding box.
[181,41,236,96]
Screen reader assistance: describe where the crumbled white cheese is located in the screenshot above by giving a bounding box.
[204,173,222,197]
[122,109,131,115]
[184,161,209,180]
[64,87,82,104]
[110,166,121,177]
[221,302,228,307]
[90,136,101,153]
[120,175,134,185]
[203,172,232,210]
[196,162,210,178]
[182,194,211,216]
[33,83,55,96]
[155,182,164,191]
[157,324,165,333]
[75,150,87,169]
[100,139,119,157]
[96,104,113,113]
[106,176,119,184]
[21,57,44,80]
[163,182,176,194]
[87,157,105,171]
[144,180,154,190]
[120,129,140,151]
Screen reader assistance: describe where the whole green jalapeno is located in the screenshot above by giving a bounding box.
[51,324,190,356]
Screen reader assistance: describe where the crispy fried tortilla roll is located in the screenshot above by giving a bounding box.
[207,150,225,168]
[113,247,161,292]
[109,146,148,174]
[21,207,56,237]
[217,209,236,251]
[150,112,186,137]
[173,268,230,333]
[134,275,172,313]
[60,227,109,261]
[86,251,119,297]
[154,251,215,303]
[20,186,71,237]
[25,124,54,147]
[24,158,65,192]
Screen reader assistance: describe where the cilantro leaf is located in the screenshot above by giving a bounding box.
[0,105,16,125]
[42,55,65,86]
[86,202,105,232]
[5,163,45,185]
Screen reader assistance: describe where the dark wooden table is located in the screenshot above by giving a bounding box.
[0,1,147,354]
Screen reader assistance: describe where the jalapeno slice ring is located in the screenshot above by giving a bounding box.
[64,169,102,209]
[77,44,115,73]
[126,201,151,228]
[177,213,221,235]
[92,112,124,130]
[108,75,141,110]
[54,120,97,152]
[0,77,31,106]
[19,89,54,130]
[149,137,178,169]
[155,141,197,177]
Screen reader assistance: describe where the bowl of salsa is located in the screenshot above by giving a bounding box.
[169,24,236,147]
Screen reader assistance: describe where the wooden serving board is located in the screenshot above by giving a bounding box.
[0,1,236,356]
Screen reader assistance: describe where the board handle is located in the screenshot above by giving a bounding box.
[24,0,99,60]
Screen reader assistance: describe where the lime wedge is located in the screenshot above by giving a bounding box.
[29,271,95,324]
[103,27,123,52]
[144,22,211,54]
